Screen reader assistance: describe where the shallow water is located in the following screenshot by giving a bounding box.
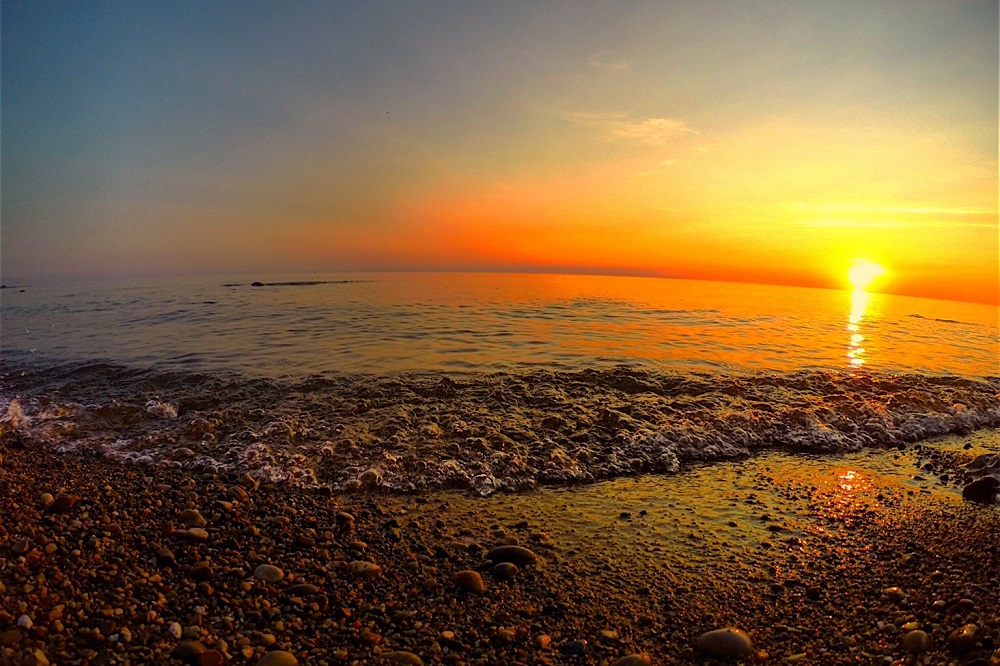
[1,273,998,492]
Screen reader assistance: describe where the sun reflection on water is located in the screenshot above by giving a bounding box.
[846,289,869,369]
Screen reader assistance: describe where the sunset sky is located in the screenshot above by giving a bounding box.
[3,1,997,304]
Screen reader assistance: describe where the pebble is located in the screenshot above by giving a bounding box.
[257,651,298,666]
[611,655,652,666]
[902,629,929,654]
[963,476,1000,503]
[254,564,285,583]
[346,560,381,579]
[22,649,50,666]
[379,652,424,665]
[48,494,78,513]
[190,561,214,581]
[882,586,905,603]
[176,527,209,543]
[173,640,207,662]
[38,492,54,508]
[696,627,754,658]
[485,545,538,566]
[16,615,32,630]
[491,562,518,580]
[286,583,319,596]
[451,570,486,593]
[179,508,207,527]
[947,623,978,653]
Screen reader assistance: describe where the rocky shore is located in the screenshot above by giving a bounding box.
[2,430,999,665]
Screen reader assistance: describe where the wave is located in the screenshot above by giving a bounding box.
[2,360,998,495]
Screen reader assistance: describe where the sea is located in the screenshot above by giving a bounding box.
[1,272,998,495]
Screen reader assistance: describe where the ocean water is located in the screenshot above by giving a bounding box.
[1,272,998,494]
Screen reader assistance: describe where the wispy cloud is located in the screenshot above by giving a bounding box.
[612,118,697,144]
[791,203,998,217]
[558,110,697,146]
[587,51,632,73]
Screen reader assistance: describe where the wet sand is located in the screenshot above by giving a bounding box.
[1,430,999,665]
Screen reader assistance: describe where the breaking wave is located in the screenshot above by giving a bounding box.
[2,361,999,496]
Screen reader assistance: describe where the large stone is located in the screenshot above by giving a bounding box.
[696,627,754,658]
[179,509,207,527]
[485,545,538,566]
[347,560,381,579]
[962,476,1000,503]
[948,624,978,653]
[611,656,652,666]
[902,630,930,654]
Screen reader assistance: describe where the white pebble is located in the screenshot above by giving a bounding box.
[17,614,33,629]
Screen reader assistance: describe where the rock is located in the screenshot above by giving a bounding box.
[486,545,537,566]
[254,564,285,583]
[882,586,905,603]
[948,623,978,653]
[902,630,930,654]
[198,651,224,666]
[451,570,486,593]
[611,655,652,666]
[173,640,208,662]
[379,650,425,665]
[286,583,319,596]
[190,561,214,581]
[561,639,587,656]
[176,528,209,543]
[696,628,754,658]
[0,628,23,645]
[10,539,30,555]
[962,476,1000,503]
[168,622,183,639]
[48,494,78,513]
[257,652,298,666]
[38,493,54,508]
[22,649,49,666]
[179,509,207,527]
[16,615,32,629]
[347,561,381,579]
[239,473,260,490]
[491,561,518,580]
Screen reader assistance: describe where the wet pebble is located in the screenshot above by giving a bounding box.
[902,629,929,654]
[179,508,207,527]
[379,651,424,665]
[948,623,978,653]
[257,651,298,666]
[347,560,381,579]
[254,564,285,583]
[451,570,486,593]
[611,655,652,666]
[486,545,537,566]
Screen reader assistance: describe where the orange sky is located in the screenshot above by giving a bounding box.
[4,3,998,304]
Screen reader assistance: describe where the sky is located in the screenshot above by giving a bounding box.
[2,1,997,304]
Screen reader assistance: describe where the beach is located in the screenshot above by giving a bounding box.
[3,424,999,665]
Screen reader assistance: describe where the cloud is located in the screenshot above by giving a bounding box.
[587,51,632,73]
[558,110,697,146]
[611,118,697,144]
[793,203,998,217]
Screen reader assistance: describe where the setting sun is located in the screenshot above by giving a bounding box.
[848,260,887,291]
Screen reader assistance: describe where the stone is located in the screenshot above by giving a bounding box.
[882,586,905,603]
[347,560,381,579]
[190,562,213,581]
[902,630,930,654]
[38,493,54,508]
[948,623,978,653]
[22,649,50,666]
[696,627,754,658]
[491,562,518,581]
[179,509,207,527]
[962,476,1000,503]
[198,651,224,666]
[173,640,207,662]
[257,650,298,666]
[451,570,486,593]
[286,583,319,596]
[176,528,209,543]
[254,564,285,583]
[486,545,537,566]
[48,494,78,513]
[380,652,424,665]
[611,656,652,666]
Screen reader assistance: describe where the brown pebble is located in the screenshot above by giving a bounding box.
[254,564,285,583]
[173,640,207,662]
[485,545,537,566]
[491,562,518,581]
[257,651,298,666]
[611,656,652,666]
[48,494,78,513]
[346,560,381,579]
[179,508,207,527]
[696,627,754,658]
[379,651,424,665]
[947,623,978,653]
[451,570,486,593]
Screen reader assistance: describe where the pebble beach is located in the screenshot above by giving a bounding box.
[2,426,999,666]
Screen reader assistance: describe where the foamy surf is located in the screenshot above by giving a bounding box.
[2,362,998,495]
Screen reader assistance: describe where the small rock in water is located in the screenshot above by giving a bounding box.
[902,629,930,654]
[696,627,754,658]
[611,655,652,666]
[451,570,486,593]
[254,564,285,583]
[486,545,538,566]
[257,651,298,666]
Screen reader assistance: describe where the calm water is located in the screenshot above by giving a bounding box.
[1,273,998,493]
[2,272,997,375]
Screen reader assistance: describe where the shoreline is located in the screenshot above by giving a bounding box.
[2,432,999,665]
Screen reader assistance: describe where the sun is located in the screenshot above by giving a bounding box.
[848,260,886,291]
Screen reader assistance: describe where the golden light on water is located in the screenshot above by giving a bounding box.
[848,260,887,291]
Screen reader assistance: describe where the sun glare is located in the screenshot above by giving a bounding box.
[848,260,886,291]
